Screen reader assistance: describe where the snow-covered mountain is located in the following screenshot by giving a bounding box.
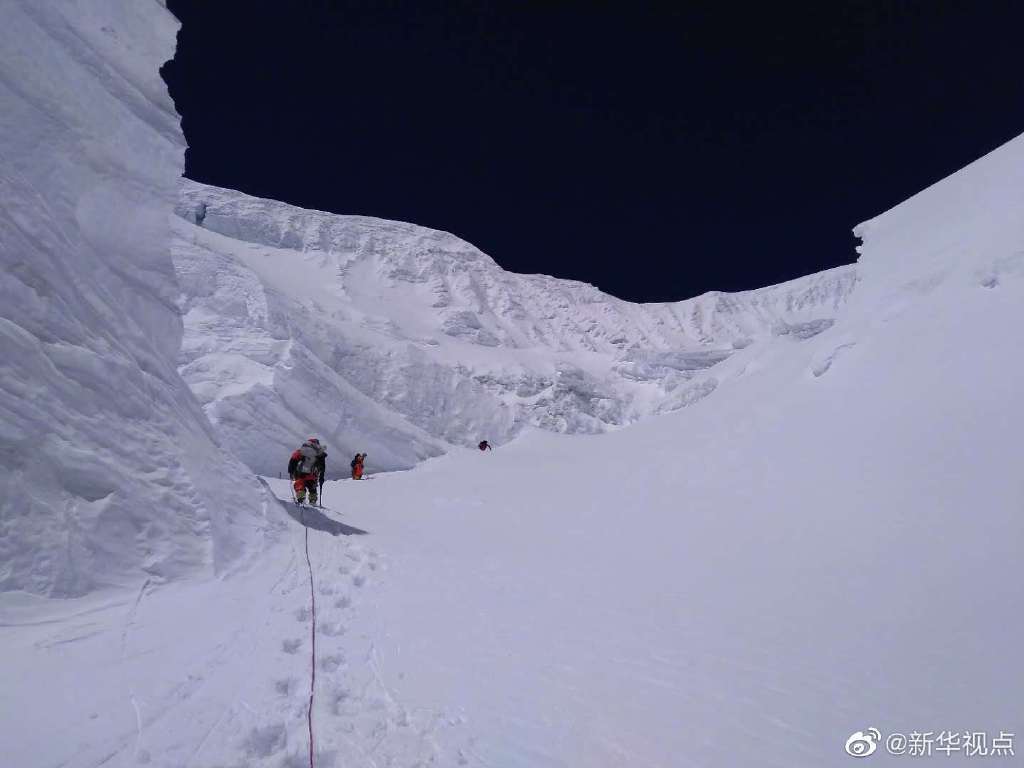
[173,180,856,475]
[8,123,1022,764]
[0,0,275,597]
[3,2,1022,766]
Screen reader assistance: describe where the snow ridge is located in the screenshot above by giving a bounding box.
[2,2,1022,765]
[173,180,857,474]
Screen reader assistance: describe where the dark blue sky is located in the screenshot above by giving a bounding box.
[163,1,1024,302]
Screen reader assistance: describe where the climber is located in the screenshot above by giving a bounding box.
[315,443,328,499]
[288,437,327,505]
[478,440,492,452]
[350,452,366,480]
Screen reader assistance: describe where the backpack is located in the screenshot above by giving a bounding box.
[297,443,319,475]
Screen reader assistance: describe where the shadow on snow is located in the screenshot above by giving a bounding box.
[285,502,369,536]
[259,477,370,535]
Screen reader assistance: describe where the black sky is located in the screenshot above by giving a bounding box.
[162,1,1024,303]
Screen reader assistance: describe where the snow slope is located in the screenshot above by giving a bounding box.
[4,129,1020,767]
[173,180,856,475]
[2,0,1021,765]
[234,132,1024,764]
[253,134,1020,766]
[0,0,274,597]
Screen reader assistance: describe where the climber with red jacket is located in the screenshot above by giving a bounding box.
[351,452,366,480]
[288,437,327,505]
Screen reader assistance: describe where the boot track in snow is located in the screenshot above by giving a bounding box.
[301,508,317,768]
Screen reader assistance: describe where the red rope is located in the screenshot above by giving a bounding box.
[301,510,316,768]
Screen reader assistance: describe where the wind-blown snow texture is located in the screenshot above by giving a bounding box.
[173,180,856,475]
[0,0,273,597]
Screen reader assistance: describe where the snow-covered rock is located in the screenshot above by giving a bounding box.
[173,180,857,474]
[0,0,273,597]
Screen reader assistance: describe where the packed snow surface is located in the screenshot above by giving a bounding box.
[2,1,1023,766]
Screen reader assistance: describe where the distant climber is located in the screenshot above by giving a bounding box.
[351,452,366,480]
[478,440,492,452]
[289,437,327,505]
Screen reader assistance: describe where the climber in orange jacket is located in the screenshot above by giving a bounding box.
[351,452,366,480]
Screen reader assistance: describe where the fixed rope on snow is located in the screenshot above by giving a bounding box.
[301,508,317,768]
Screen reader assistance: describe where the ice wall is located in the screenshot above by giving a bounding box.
[0,0,272,596]
[173,179,856,474]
